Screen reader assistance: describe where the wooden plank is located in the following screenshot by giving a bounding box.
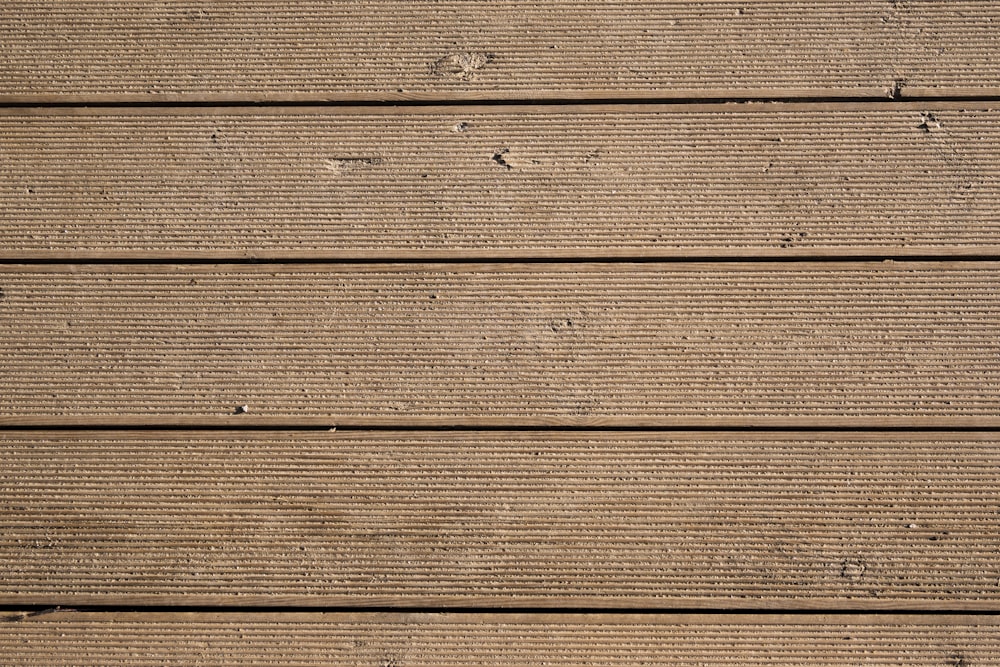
[0,263,998,427]
[1,2,999,102]
[2,430,999,607]
[1,611,999,665]
[2,102,1000,259]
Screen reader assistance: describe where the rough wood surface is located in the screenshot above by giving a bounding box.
[2,430,999,607]
[1,611,998,665]
[0,263,998,427]
[3,0,999,651]
[2,103,1000,259]
[1,2,999,102]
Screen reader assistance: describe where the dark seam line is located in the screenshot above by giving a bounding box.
[1,255,999,265]
[3,606,999,618]
[1,425,997,433]
[3,94,1000,109]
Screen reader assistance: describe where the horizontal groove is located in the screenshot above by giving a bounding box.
[3,424,1000,433]
[3,605,1000,616]
[3,93,1000,109]
[0,99,995,115]
[3,255,1000,265]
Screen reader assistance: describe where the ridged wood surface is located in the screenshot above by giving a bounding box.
[1,612,997,666]
[2,0,999,660]
[0,263,998,427]
[2,2,1000,102]
[2,103,1000,259]
[2,431,999,607]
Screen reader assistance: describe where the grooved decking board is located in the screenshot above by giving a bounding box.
[2,431,1000,607]
[1,613,998,667]
[1,263,999,427]
[2,103,1000,259]
[1,2,999,102]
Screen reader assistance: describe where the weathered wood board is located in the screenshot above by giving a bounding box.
[1,103,998,259]
[2,431,998,607]
[2,1,1000,102]
[1,611,997,666]
[1,263,997,427]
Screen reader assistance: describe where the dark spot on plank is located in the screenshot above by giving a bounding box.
[949,652,970,667]
[5,607,69,622]
[234,405,249,415]
[26,607,64,618]
[840,559,866,580]
[492,148,512,170]
[918,112,941,133]
[452,122,470,132]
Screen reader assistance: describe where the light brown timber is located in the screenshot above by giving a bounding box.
[1,103,1000,259]
[0,263,999,427]
[0,611,999,665]
[1,430,999,607]
[1,1,1000,102]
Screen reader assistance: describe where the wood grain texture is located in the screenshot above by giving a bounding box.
[0,263,998,427]
[1,2,999,102]
[2,103,1000,259]
[2,430,999,607]
[1,611,998,665]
